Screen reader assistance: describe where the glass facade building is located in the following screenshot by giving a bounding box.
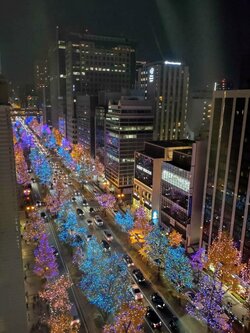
[201,90,250,262]
[105,97,153,200]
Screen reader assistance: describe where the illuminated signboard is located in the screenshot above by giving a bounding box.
[152,210,159,225]
[162,169,190,193]
[136,165,152,175]
[149,67,154,83]
[164,60,182,66]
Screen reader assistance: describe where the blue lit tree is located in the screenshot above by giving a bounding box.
[145,225,169,263]
[164,246,193,292]
[80,245,132,316]
[45,133,57,149]
[115,210,134,232]
[186,273,231,332]
[29,148,52,184]
[57,210,86,246]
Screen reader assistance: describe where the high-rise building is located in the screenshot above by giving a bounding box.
[34,59,51,124]
[76,95,98,156]
[65,33,136,143]
[0,75,28,332]
[48,27,67,130]
[201,90,250,262]
[105,96,153,201]
[214,78,233,91]
[139,60,189,141]
[187,89,212,139]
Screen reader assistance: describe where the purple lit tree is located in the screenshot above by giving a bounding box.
[186,273,231,332]
[33,234,59,280]
[96,193,116,215]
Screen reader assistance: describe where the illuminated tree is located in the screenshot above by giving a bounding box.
[168,230,182,247]
[39,275,72,314]
[96,194,116,214]
[186,273,231,332]
[164,246,193,292]
[129,206,152,245]
[14,143,30,184]
[190,247,207,271]
[45,132,57,149]
[142,225,169,263]
[52,128,63,146]
[33,234,59,280]
[71,143,84,163]
[115,210,134,232]
[44,193,61,215]
[93,156,105,178]
[62,138,72,151]
[103,301,145,333]
[29,148,52,184]
[80,244,131,315]
[205,232,245,291]
[48,313,79,333]
[23,214,46,243]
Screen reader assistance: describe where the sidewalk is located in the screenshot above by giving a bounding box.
[20,211,49,333]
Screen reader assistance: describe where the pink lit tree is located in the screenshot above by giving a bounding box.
[23,214,46,243]
[33,234,59,280]
[96,193,116,215]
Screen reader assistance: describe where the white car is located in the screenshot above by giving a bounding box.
[94,215,104,227]
[130,284,143,301]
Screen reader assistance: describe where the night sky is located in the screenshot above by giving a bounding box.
[1,0,250,89]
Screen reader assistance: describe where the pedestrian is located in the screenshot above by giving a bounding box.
[26,302,29,309]
[27,262,30,270]
[24,274,27,281]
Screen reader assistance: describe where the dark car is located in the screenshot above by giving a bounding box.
[51,246,59,257]
[101,240,110,252]
[168,319,179,332]
[89,207,94,213]
[151,293,166,310]
[71,197,77,202]
[145,307,162,329]
[132,269,145,284]
[76,208,84,217]
[123,254,134,267]
[40,212,47,219]
[82,199,88,206]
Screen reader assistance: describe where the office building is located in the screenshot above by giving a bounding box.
[65,33,136,143]
[134,140,193,218]
[48,26,67,131]
[0,75,28,332]
[161,140,207,247]
[187,89,212,139]
[201,90,250,262]
[105,96,153,201]
[34,59,51,124]
[214,78,233,91]
[77,95,98,156]
[139,60,189,141]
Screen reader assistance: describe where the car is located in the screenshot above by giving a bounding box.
[74,190,81,196]
[151,293,166,310]
[103,230,113,242]
[51,246,59,256]
[123,254,134,267]
[86,219,94,226]
[40,212,47,219]
[132,269,145,284]
[36,201,42,207]
[145,306,162,329]
[70,303,81,329]
[168,319,179,332]
[31,177,36,183]
[130,284,143,301]
[68,181,72,186]
[86,234,93,242]
[101,240,110,251]
[94,215,104,227]
[27,168,32,173]
[71,197,77,202]
[89,207,94,213]
[76,208,84,217]
[82,199,88,206]
[112,209,118,215]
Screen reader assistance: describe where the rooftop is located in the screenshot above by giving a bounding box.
[146,140,194,148]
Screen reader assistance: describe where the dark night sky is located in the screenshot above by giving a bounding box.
[1,0,250,89]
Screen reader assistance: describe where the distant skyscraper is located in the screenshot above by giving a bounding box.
[0,75,27,332]
[105,96,153,201]
[201,90,250,262]
[65,32,136,143]
[139,60,189,141]
[214,78,233,91]
[48,26,67,130]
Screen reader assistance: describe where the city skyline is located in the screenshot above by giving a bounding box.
[1,0,250,88]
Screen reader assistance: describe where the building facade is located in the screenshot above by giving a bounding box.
[64,33,136,143]
[0,75,28,332]
[139,60,189,141]
[105,96,153,201]
[161,140,207,247]
[201,90,250,262]
[76,95,98,156]
[133,140,193,219]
